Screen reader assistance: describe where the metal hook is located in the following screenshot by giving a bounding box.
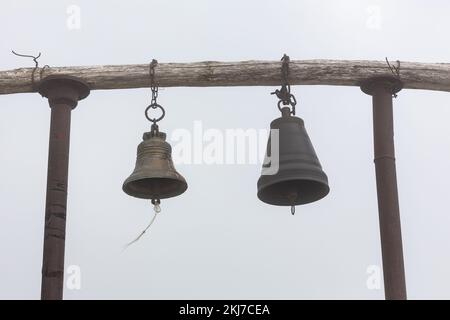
[40,65,50,80]
[385,57,400,78]
[385,57,401,98]
[11,50,49,90]
[11,50,41,68]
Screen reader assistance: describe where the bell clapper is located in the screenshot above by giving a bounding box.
[286,192,298,216]
[123,199,161,249]
[153,198,161,213]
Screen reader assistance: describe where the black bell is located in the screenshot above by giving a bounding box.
[257,107,329,208]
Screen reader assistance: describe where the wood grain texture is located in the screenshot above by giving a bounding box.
[1,59,450,95]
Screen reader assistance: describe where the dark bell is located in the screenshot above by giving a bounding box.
[123,127,187,200]
[257,107,329,206]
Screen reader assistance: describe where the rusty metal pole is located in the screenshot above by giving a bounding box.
[361,77,407,300]
[38,76,90,300]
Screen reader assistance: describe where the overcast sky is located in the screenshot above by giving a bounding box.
[1,0,450,299]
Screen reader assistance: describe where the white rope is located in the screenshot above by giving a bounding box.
[123,202,160,250]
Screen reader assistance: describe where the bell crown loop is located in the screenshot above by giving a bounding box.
[143,127,166,141]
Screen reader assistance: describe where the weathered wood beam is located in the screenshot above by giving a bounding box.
[1,59,450,95]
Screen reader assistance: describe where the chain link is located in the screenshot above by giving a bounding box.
[281,54,290,86]
[150,59,159,105]
[146,59,166,125]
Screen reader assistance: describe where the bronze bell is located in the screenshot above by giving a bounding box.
[123,124,188,200]
[257,107,329,210]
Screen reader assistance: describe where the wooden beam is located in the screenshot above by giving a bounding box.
[1,59,450,95]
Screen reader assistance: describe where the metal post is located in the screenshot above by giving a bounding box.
[361,77,407,300]
[38,76,90,300]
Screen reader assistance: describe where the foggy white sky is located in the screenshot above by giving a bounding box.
[1,0,450,299]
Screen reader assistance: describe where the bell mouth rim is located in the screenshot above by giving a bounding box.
[257,176,329,206]
[122,177,188,200]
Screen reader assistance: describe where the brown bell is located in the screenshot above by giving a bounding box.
[123,125,188,200]
[257,107,329,208]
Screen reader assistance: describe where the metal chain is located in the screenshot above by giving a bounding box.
[271,54,297,115]
[150,59,159,105]
[281,54,290,86]
[145,59,165,125]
